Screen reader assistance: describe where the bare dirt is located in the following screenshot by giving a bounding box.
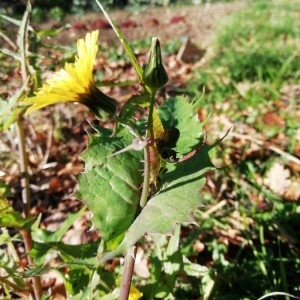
[40,1,247,47]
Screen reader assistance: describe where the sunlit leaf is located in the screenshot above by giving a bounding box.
[100,142,216,261]
[76,128,143,248]
[158,96,204,155]
[29,240,99,266]
[0,198,34,230]
[118,93,150,122]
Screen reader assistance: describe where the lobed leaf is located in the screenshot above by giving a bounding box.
[76,128,143,247]
[100,142,216,261]
[158,96,204,155]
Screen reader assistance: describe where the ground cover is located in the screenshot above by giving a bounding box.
[0,0,299,299]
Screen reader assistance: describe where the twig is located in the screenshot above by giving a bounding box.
[201,199,227,218]
[16,117,31,217]
[17,117,42,300]
[0,31,18,51]
[257,292,300,300]
[216,131,300,165]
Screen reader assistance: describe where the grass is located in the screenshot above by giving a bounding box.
[180,0,300,298]
[126,3,300,298]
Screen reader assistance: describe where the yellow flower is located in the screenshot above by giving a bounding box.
[128,285,143,300]
[22,30,117,120]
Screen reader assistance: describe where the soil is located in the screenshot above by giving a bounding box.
[38,1,247,47]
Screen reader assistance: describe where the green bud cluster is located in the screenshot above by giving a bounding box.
[142,37,168,91]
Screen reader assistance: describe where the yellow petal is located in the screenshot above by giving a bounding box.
[128,285,143,300]
[22,30,99,114]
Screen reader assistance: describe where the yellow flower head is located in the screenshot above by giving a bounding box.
[22,30,117,120]
[129,285,143,300]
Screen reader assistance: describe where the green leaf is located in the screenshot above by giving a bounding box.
[118,94,150,122]
[0,198,34,230]
[41,206,86,243]
[100,142,216,262]
[64,267,90,295]
[36,24,69,38]
[30,207,86,244]
[0,88,25,131]
[22,265,50,277]
[71,288,94,300]
[0,249,26,289]
[182,256,208,277]
[158,96,204,155]
[76,128,143,247]
[0,211,34,230]
[0,180,13,198]
[30,240,99,266]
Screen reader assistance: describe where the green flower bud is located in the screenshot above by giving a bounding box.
[142,37,168,91]
[84,85,118,120]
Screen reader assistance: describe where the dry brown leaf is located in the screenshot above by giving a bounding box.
[283,181,300,201]
[262,111,285,127]
[264,162,292,195]
[134,247,150,279]
[41,270,66,300]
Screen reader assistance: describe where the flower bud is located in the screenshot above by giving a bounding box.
[142,37,168,91]
[84,85,118,120]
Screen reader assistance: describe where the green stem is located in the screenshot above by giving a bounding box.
[120,91,156,299]
[146,91,156,134]
[139,91,156,208]
[139,146,150,208]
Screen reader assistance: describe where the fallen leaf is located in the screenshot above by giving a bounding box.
[284,181,300,201]
[146,17,160,27]
[176,38,205,63]
[170,15,185,24]
[92,19,111,29]
[119,19,137,28]
[263,111,285,127]
[72,22,88,30]
[134,247,150,278]
[264,162,292,195]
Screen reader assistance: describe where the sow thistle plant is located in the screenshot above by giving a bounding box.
[0,1,225,299]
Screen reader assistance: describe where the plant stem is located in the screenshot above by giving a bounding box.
[17,117,43,300]
[121,92,155,299]
[17,117,30,216]
[17,1,42,298]
[139,146,150,208]
[139,91,155,208]
[119,246,137,300]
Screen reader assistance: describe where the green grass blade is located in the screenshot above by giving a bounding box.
[95,0,143,82]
